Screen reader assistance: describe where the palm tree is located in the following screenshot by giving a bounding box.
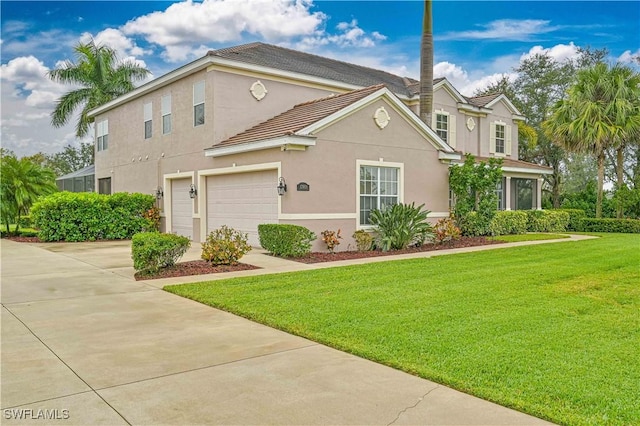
[0,155,57,234]
[543,63,640,218]
[419,0,433,126]
[49,40,150,138]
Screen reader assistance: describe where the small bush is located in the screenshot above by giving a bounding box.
[369,203,433,251]
[201,225,251,265]
[258,224,316,257]
[321,229,342,253]
[18,215,32,228]
[352,230,374,252]
[131,232,191,273]
[552,209,586,231]
[142,206,161,232]
[575,218,640,233]
[433,217,462,243]
[490,211,528,236]
[457,211,492,237]
[526,210,569,233]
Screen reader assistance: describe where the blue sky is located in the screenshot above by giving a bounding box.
[1,0,639,157]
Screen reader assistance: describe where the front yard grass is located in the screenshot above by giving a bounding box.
[165,233,640,425]
[489,233,570,242]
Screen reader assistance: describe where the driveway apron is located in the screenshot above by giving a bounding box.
[1,239,552,425]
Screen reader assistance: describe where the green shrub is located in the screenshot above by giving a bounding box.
[552,209,587,231]
[18,215,32,228]
[457,211,492,237]
[352,230,374,252]
[433,217,462,243]
[31,192,155,242]
[526,210,569,233]
[490,211,528,236]
[575,218,640,233]
[131,232,191,273]
[369,203,433,251]
[201,225,251,265]
[258,224,316,257]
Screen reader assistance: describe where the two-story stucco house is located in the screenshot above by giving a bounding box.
[88,42,551,249]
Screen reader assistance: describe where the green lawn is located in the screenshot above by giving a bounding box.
[166,233,640,425]
[490,233,571,242]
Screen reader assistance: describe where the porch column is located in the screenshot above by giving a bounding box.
[536,178,543,210]
[505,176,512,210]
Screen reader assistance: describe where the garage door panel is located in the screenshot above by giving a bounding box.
[171,178,193,240]
[207,170,278,246]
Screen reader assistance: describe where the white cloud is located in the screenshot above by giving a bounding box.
[521,42,581,63]
[0,55,67,107]
[618,49,640,64]
[439,19,558,41]
[80,28,151,59]
[122,0,327,62]
[296,19,386,50]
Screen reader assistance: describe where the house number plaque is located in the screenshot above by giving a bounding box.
[297,182,310,191]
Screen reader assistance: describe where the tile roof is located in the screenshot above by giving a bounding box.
[405,77,445,97]
[474,156,553,172]
[465,93,502,108]
[214,85,386,148]
[208,42,418,97]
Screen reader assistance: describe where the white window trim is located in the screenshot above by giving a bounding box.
[96,119,109,151]
[490,120,511,157]
[161,94,172,135]
[432,109,456,148]
[193,80,205,127]
[356,159,404,229]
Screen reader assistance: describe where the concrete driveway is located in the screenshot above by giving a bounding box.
[1,239,552,425]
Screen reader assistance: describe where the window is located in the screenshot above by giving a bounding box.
[496,178,505,210]
[359,165,399,225]
[512,178,535,210]
[193,81,205,126]
[144,102,152,139]
[432,110,456,148]
[96,120,108,151]
[162,94,172,134]
[495,123,505,153]
[435,113,448,143]
[98,177,111,195]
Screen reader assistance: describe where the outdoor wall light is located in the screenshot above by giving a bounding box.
[276,177,287,196]
[189,184,198,199]
[155,187,164,199]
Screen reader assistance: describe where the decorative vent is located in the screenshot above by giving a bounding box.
[373,107,391,129]
[250,80,268,101]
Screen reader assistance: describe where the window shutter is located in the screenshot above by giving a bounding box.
[431,112,437,130]
[489,122,496,154]
[505,124,512,155]
[144,103,152,121]
[449,114,457,148]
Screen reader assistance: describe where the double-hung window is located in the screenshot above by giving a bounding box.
[144,102,152,139]
[432,110,456,148]
[193,81,205,126]
[359,165,400,226]
[490,121,511,155]
[96,120,109,151]
[495,123,505,154]
[162,94,172,134]
[435,113,448,143]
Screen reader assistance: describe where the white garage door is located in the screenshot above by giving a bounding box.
[207,170,278,246]
[171,178,193,239]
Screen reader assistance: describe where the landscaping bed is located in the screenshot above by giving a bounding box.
[292,236,505,263]
[134,260,259,281]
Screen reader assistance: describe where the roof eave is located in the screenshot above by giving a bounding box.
[204,135,316,158]
[502,166,553,175]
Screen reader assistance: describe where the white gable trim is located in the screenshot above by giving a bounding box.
[204,135,316,157]
[433,78,467,103]
[484,94,524,116]
[297,87,455,153]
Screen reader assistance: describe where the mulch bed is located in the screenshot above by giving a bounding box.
[4,236,42,243]
[291,236,505,264]
[134,260,260,281]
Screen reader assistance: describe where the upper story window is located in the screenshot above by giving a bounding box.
[359,165,400,226]
[490,121,511,156]
[193,81,205,127]
[162,94,172,134]
[144,102,152,139]
[96,119,109,151]
[432,110,456,148]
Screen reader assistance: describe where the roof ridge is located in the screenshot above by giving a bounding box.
[207,41,264,56]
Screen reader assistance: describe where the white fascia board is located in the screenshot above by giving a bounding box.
[439,151,462,161]
[88,56,214,117]
[512,114,526,121]
[485,94,524,116]
[297,87,455,153]
[503,166,553,175]
[204,135,315,157]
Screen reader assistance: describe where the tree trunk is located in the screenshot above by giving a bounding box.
[419,0,433,126]
[616,146,624,218]
[596,151,605,218]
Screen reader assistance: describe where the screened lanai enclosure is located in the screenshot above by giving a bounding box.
[55,165,95,192]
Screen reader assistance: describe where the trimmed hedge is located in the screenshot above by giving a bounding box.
[550,209,586,231]
[490,211,528,236]
[31,192,156,242]
[258,224,316,257]
[575,218,640,233]
[525,210,570,233]
[132,232,191,273]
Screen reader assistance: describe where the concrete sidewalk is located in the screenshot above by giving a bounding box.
[0,237,570,425]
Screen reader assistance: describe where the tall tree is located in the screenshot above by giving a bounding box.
[419,0,433,125]
[543,63,638,218]
[49,40,150,138]
[45,142,95,176]
[1,153,57,234]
